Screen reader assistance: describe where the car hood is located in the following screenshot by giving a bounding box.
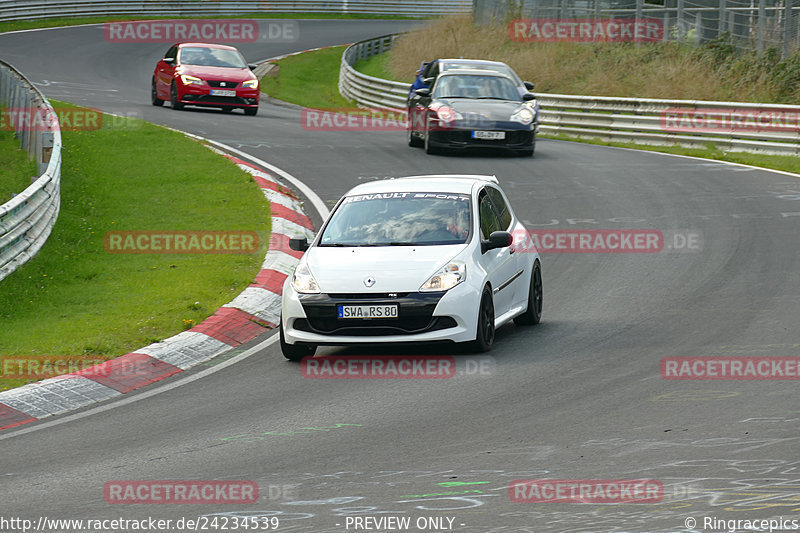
[439,98,526,119]
[305,245,467,293]
[177,65,254,81]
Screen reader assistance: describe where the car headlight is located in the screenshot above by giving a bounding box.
[292,263,320,294]
[432,105,462,125]
[241,79,259,89]
[180,74,204,86]
[420,261,466,292]
[511,107,534,125]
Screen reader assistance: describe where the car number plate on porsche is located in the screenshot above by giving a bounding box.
[338,304,398,319]
[472,131,505,140]
[210,89,236,97]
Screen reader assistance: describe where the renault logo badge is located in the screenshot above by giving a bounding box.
[364,276,376,287]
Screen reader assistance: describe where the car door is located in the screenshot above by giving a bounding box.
[486,186,529,311]
[155,45,178,96]
[477,188,518,320]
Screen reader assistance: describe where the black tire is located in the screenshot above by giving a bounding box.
[407,125,423,147]
[470,287,495,352]
[514,261,543,326]
[151,78,164,107]
[244,107,258,116]
[280,321,316,361]
[424,128,439,155]
[170,82,184,110]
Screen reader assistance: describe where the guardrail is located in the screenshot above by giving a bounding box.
[0,0,471,21]
[0,60,62,283]
[338,35,800,156]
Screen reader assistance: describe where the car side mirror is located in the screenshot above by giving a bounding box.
[248,63,258,70]
[163,57,175,65]
[422,77,435,85]
[481,231,513,253]
[415,88,431,97]
[522,93,536,101]
[524,81,535,91]
[289,237,309,252]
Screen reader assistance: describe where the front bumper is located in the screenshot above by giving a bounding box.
[281,280,480,346]
[177,86,260,108]
[428,127,534,152]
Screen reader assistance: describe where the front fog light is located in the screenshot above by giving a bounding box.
[292,263,320,294]
[421,261,466,292]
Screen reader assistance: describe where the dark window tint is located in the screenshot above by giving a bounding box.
[479,191,502,239]
[486,187,512,229]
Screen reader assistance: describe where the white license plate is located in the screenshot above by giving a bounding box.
[338,304,398,319]
[472,131,505,140]
[210,89,236,97]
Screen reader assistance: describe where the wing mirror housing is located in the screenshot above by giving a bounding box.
[415,88,431,97]
[289,237,310,252]
[481,231,513,253]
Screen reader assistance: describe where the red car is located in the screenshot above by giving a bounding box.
[152,42,260,115]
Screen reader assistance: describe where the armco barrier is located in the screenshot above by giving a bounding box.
[338,35,800,155]
[0,0,471,21]
[0,60,62,283]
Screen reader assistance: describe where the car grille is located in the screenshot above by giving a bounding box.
[207,80,238,88]
[296,292,453,336]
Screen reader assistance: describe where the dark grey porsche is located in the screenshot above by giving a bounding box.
[407,70,537,157]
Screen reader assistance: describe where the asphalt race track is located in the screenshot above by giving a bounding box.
[1,19,799,533]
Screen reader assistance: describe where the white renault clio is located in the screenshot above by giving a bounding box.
[279,175,542,360]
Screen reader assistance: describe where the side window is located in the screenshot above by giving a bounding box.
[165,45,177,61]
[478,191,502,239]
[486,187,512,230]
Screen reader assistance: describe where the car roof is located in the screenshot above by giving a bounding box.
[176,42,238,50]
[436,70,516,83]
[439,58,510,67]
[344,175,500,196]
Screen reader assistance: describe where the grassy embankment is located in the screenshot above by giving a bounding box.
[0,102,270,391]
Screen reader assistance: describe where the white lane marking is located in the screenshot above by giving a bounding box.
[0,335,279,441]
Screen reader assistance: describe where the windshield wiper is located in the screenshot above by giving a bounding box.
[476,96,511,100]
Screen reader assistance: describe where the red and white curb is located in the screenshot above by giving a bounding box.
[0,149,313,431]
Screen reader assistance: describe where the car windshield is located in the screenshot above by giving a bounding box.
[442,62,520,84]
[434,74,520,101]
[319,192,472,246]
[179,47,247,68]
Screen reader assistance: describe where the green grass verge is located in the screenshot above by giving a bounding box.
[0,112,37,204]
[261,45,356,109]
[0,101,270,391]
[354,53,406,82]
[0,13,420,35]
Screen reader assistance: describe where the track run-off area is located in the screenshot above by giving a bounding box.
[1,19,799,533]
